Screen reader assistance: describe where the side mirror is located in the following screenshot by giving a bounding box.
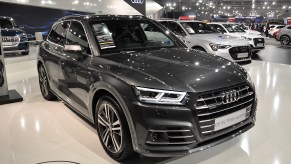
[64,44,82,52]
[63,44,85,61]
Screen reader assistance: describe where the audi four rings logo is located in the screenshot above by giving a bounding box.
[221,90,240,104]
[131,0,144,4]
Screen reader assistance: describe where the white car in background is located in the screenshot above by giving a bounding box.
[208,22,265,53]
[269,25,286,37]
[239,24,262,35]
[157,20,251,63]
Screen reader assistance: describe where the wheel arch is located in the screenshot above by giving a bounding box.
[89,82,138,152]
[191,45,207,52]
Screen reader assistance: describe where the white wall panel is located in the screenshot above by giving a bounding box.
[0,0,162,16]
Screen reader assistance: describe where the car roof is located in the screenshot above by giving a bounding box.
[0,16,13,19]
[157,19,202,23]
[209,22,238,24]
[59,14,147,22]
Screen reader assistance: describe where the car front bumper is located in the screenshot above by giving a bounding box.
[126,91,257,157]
[211,48,251,63]
[3,41,29,54]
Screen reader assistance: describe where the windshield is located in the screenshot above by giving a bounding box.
[223,24,245,33]
[180,22,218,34]
[0,18,16,28]
[91,19,179,54]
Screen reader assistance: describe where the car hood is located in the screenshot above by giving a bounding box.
[227,32,264,39]
[1,28,25,36]
[188,34,249,46]
[246,30,261,35]
[95,48,248,92]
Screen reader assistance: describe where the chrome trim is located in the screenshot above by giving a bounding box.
[3,50,28,53]
[149,129,191,133]
[146,141,196,145]
[168,135,194,139]
[196,92,253,110]
[200,124,214,128]
[197,99,253,116]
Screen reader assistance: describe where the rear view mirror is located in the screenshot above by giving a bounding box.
[64,44,82,52]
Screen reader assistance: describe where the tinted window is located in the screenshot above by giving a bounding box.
[48,21,70,46]
[91,19,178,54]
[159,21,168,27]
[180,22,217,34]
[209,24,227,33]
[0,18,15,28]
[66,21,90,54]
[222,24,245,32]
[287,26,291,29]
[167,22,186,35]
[277,26,285,29]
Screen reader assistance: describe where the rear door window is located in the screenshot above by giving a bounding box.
[47,21,70,46]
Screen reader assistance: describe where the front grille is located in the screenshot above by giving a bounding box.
[2,36,20,42]
[195,83,254,136]
[146,128,196,146]
[253,38,265,47]
[229,46,251,60]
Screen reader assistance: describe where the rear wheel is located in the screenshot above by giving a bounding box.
[95,96,134,161]
[38,64,57,100]
[280,35,290,45]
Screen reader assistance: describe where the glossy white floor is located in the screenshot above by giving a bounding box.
[1,59,291,164]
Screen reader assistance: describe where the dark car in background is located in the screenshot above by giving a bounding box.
[0,16,29,55]
[37,15,257,161]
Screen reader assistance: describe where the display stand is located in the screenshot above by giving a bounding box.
[0,27,23,105]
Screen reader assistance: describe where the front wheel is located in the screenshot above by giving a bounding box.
[95,96,134,161]
[38,65,57,100]
[280,35,291,45]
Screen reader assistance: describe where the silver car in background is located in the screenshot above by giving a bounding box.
[157,20,251,63]
[208,22,265,54]
[276,25,291,45]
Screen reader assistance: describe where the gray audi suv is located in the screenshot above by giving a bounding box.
[37,15,257,161]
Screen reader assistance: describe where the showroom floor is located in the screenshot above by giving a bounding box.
[1,39,291,164]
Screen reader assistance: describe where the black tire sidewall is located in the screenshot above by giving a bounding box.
[95,95,132,160]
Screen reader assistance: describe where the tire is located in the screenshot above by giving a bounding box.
[38,64,57,100]
[95,96,134,161]
[192,47,206,53]
[280,35,291,45]
[21,51,29,55]
[252,50,260,54]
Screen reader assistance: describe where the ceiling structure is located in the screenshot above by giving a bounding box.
[155,0,291,18]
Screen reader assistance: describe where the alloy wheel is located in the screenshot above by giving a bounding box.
[281,36,290,45]
[97,103,123,153]
[39,66,49,97]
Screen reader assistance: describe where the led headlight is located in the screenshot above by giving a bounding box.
[209,43,231,51]
[241,36,252,41]
[134,87,186,105]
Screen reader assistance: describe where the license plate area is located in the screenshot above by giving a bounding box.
[237,53,249,58]
[257,43,264,47]
[214,108,247,131]
[2,42,12,46]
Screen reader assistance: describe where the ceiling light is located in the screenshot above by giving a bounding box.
[272,2,276,5]
[264,2,267,5]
